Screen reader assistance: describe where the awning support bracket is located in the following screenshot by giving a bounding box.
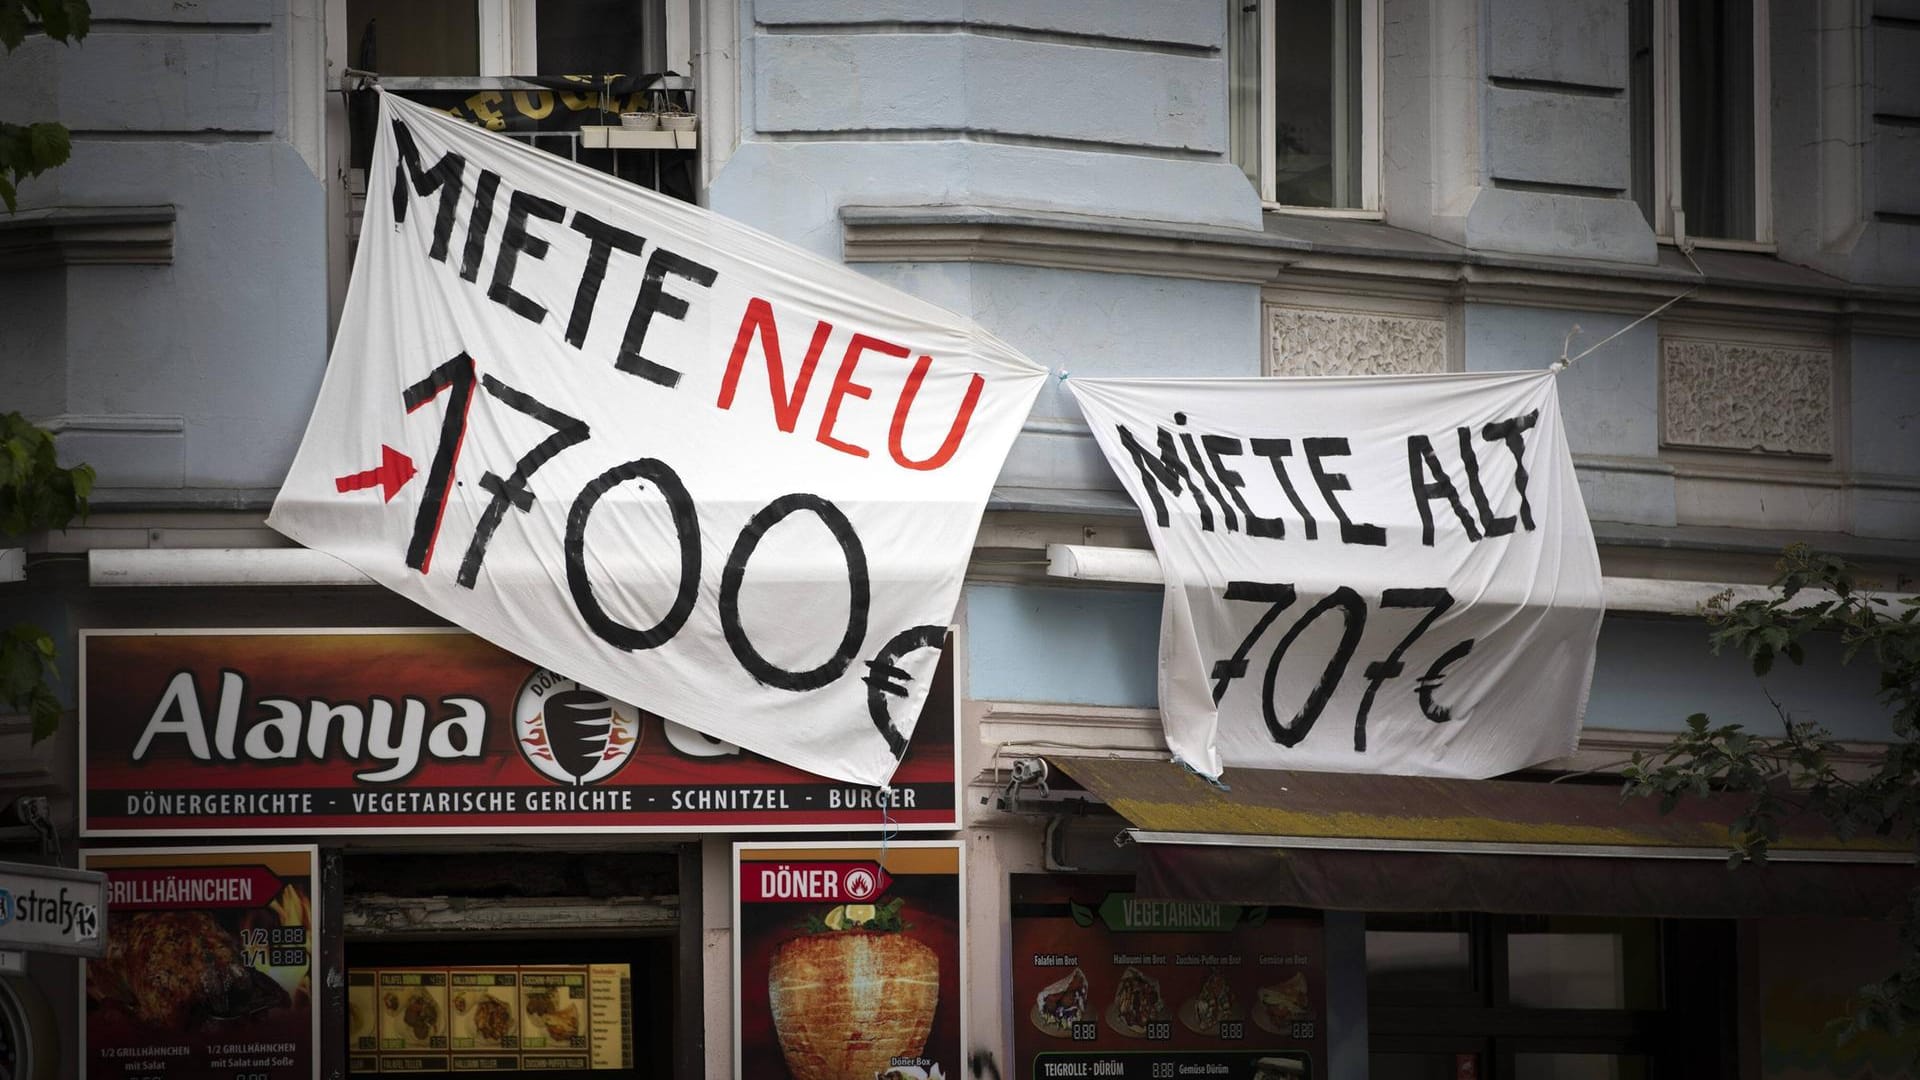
[1043,815,1078,872]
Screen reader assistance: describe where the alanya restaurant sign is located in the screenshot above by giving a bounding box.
[79,629,957,837]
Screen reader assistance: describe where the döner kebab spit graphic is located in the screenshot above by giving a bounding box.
[737,843,963,1080]
[769,899,941,1080]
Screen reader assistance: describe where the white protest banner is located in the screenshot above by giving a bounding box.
[1068,371,1603,779]
[269,91,1045,789]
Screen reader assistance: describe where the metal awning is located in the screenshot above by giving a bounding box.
[1050,756,1916,918]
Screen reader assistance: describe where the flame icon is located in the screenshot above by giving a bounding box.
[602,720,637,761]
[521,723,555,762]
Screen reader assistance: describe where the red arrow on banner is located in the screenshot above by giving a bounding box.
[334,444,418,502]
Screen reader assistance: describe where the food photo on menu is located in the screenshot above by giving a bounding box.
[737,845,964,1080]
[1032,966,1091,1036]
[87,909,295,1029]
[448,970,519,1050]
[82,849,320,1080]
[1108,966,1170,1036]
[1010,875,1328,1079]
[1183,968,1240,1035]
[378,970,448,1051]
[768,899,942,1080]
[520,969,589,1049]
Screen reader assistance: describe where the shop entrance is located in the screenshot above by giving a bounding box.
[340,849,685,1079]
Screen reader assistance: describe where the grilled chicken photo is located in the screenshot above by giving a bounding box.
[87,912,286,1028]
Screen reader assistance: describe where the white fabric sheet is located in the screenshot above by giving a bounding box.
[270,91,1045,788]
[1069,371,1604,779]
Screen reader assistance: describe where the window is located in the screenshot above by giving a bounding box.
[330,0,696,311]
[336,0,692,198]
[1367,913,1736,1079]
[345,1,667,79]
[345,0,478,75]
[1229,0,1380,213]
[1630,0,1771,244]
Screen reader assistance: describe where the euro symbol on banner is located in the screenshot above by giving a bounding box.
[863,624,947,761]
[334,444,419,502]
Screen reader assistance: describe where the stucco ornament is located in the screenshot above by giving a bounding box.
[1662,339,1833,457]
[1267,306,1448,377]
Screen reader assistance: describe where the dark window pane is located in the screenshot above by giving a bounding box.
[1366,913,1477,1001]
[1677,0,1756,239]
[537,0,651,79]
[1513,1053,1649,1080]
[346,0,478,76]
[1629,0,1655,227]
[1272,0,1362,208]
[1371,1053,1471,1080]
[1367,938,1473,998]
[1229,0,1262,189]
[1506,916,1661,1010]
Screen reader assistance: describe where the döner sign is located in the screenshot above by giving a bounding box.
[267,91,1044,789]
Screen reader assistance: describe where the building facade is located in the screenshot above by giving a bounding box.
[2,0,1918,1077]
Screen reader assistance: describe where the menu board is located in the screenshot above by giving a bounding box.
[348,965,631,1073]
[1010,875,1326,1080]
[735,842,965,1080]
[80,846,320,1080]
[348,972,379,1073]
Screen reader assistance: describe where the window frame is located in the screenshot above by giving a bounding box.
[341,0,684,81]
[1245,0,1383,217]
[322,0,696,337]
[1645,0,1773,250]
[1365,912,1741,1079]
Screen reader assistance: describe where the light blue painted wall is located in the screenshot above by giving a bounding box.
[1584,616,1892,739]
[966,583,1161,707]
[711,0,1268,498]
[1463,304,1660,456]
[1850,333,1920,539]
[1464,303,1675,527]
[0,4,330,500]
[54,140,330,494]
[1465,0,1656,263]
[858,262,1260,491]
[710,0,1264,261]
[966,583,1897,742]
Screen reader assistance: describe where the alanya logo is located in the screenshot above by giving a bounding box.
[129,671,486,783]
[513,670,641,786]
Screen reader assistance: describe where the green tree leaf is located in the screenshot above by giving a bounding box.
[1630,547,1920,1057]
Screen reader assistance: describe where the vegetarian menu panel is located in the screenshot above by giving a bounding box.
[1011,874,1326,1080]
[80,846,319,1080]
[347,964,631,1073]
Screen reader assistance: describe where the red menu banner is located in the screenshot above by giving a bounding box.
[80,846,320,1080]
[734,843,965,1080]
[81,629,957,835]
[1011,874,1327,1080]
